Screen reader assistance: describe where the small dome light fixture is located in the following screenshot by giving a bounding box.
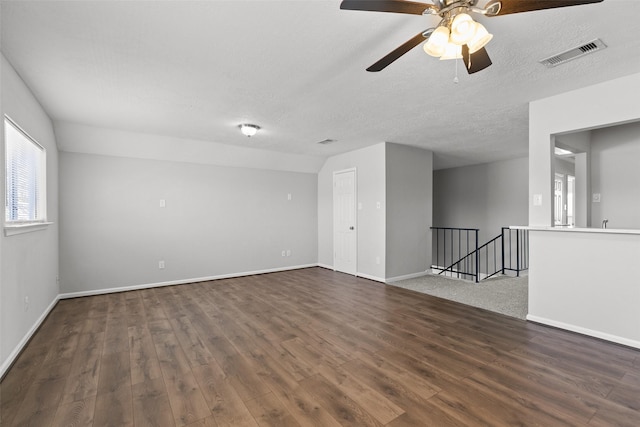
[239,123,260,137]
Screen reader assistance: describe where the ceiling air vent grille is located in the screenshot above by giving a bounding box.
[539,39,606,68]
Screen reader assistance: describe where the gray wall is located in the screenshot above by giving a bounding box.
[55,121,324,174]
[433,157,529,244]
[1,54,59,371]
[386,143,433,279]
[317,143,386,280]
[59,152,317,293]
[317,142,433,281]
[555,158,574,176]
[590,121,640,229]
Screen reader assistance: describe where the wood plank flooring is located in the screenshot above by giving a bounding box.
[2,267,640,426]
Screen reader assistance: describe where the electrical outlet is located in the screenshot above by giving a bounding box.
[24,296,29,312]
[160,199,166,208]
[159,260,165,269]
[282,250,286,257]
[287,193,292,201]
[375,256,380,265]
[286,249,291,257]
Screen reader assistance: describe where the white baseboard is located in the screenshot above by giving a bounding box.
[316,264,385,283]
[526,314,640,350]
[356,272,386,283]
[1,295,60,379]
[385,271,430,283]
[58,264,319,299]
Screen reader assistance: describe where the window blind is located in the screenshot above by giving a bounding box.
[5,119,46,222]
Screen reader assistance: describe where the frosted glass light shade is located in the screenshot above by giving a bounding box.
[467,23,493,53]
[440,43,462,60]
[239,124,260,137]
[423,26,450,57]
[450,13,477,46]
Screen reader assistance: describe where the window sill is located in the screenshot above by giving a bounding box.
[4,222,53,237]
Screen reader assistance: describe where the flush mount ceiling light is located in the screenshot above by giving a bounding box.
[341,0,603,74]
[239,123,260,137]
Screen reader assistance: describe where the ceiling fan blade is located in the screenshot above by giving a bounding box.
[461,45,492,74]
[485,0,603,16]
[340,0,433,15]
[366,31,427,72]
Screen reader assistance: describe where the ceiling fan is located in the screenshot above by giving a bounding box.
[340,0,604,74]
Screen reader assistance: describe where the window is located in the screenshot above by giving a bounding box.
[4,117,46,224]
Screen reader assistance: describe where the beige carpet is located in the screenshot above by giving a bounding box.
[389,273,528,320]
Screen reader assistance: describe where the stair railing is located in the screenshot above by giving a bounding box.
[431,226,529,283]
[431,227,479,282]
[478,234,503,281]
[501,227,529,277]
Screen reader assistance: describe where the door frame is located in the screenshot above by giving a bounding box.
[333,168,357,275]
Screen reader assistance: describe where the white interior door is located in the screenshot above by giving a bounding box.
[333,169,357,275]
[554,174,564,225]
[567,175,575,226]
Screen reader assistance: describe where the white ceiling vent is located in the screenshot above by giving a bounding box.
[539,39,606,68]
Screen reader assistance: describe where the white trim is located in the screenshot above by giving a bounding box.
[59,264,318,299]
[526,314,640,350]
[356,272,385,283]
[0,295,60,379]
[316,264,385,283]
[385,270,430,283]
[513,225,640,236]
[4,222,54,236]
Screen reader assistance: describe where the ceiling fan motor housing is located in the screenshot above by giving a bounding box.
[436,0,479,9]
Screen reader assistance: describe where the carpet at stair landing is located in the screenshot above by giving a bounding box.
[389,274,528,320]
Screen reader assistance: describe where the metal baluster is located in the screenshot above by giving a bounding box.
[501,227,506,275]
[475,230,479,283]
[516,229,520,277]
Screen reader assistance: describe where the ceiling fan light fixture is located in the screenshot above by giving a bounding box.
[423,25,450,57]
[439,42,462,60]
[239,123,260,137]
[467,23,493,53]
[340,0,607,74]
[449,13,477,46]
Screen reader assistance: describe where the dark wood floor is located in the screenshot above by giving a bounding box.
[2,267,639,426]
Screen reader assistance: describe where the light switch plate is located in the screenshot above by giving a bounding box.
[533,194,542,206]
[592,193,601,203]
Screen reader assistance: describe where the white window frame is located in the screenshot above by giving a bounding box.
[4,115,51,236]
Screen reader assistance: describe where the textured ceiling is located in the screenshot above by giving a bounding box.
[2,0,639,169]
